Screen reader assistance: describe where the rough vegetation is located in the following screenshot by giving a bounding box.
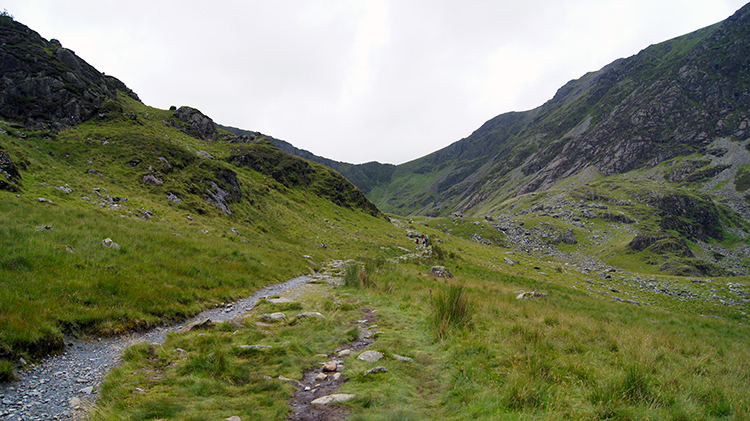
[1,5,749,421]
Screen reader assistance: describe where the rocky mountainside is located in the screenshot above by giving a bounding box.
[0,16,139,131]
[366,3,750,217]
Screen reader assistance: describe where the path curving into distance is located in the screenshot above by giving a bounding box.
[0,275,314,421]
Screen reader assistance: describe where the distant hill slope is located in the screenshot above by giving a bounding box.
[219,124,396,201]
[361,3,750,218]
[222,4,750,222]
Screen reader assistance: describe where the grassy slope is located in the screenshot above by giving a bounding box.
[0,96,413,366]
[90,228,750,420]
[2,95,748,420]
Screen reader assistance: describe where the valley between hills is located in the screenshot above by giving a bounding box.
[1,4,750,421]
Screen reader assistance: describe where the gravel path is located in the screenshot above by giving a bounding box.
[0,275,313,421]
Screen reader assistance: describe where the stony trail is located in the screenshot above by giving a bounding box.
[0,275,314,421]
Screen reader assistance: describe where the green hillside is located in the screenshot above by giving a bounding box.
[0,94,410,367]
[0,8,749,421]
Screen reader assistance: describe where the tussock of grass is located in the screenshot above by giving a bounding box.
[430,285,473,339]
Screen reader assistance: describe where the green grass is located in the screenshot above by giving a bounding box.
[91,285,362,420]
[3,89,750,420]
[100,258,749,420]
[0,98,414,363]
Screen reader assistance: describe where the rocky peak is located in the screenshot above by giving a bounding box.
[0,18,139,131]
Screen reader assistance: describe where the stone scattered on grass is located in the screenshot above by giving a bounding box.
[427,266,453,278]
[267,297,293,304]
[297,312,325,319]
[101,237,120,250]
[357,350,384,363]
[260,312,287,322]
[516,291,547,300]
[364,366,388,376]
[338,349,352,358]
[238,345,270,350]
[311,394,356,405]
[178,319,214,333]
[322,361,338,372]
[393,354,414,362]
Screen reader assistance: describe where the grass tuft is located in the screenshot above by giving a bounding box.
[431,284,473,339]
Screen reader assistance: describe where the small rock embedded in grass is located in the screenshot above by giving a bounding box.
[427,266,453,278]
[260,312,287,322]
[101,237,120,250]
[357,350,384,363]
[364,366,388,376]
[338,349,352,358]
[238,345,271,350]
[297,312,325,319]
[178,318,214,332]
[311,393,356,405]
[393,354,413,362]
[516,291,547,299]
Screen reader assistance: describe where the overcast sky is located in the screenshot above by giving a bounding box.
[4,1,747,164]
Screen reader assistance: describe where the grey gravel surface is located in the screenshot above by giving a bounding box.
[0,275,312,420]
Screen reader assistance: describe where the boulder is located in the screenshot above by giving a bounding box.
[173,106,218,141]
[196,150,214,160]
[560,229,578,245]
[427,266,453,278]
[101,237,120,250]
[357,350,384,363]
[516,291,547,300]
[503,257,519,266]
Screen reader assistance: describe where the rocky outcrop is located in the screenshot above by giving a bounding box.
[173,106,218,141]
[368,3,750,217]
[229,142,381,216]
[0,19,139,130]
[0,148,21,191]
[201,168,242,215]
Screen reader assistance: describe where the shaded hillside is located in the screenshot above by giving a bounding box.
[369,3,750,217]
[219,124,396,199]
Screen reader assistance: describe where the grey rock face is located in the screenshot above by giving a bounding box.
[0,20,139,130]
[0,149,21,192]
[173,106,218,141]
[427,266,453,278]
